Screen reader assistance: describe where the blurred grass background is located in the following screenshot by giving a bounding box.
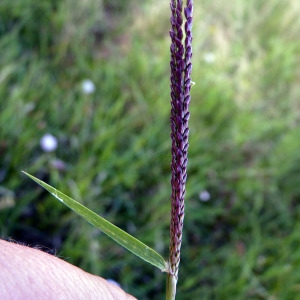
[1,0,300,299]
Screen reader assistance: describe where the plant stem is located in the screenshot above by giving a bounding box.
[166,273,177,300]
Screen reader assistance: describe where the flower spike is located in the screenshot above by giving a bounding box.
[168,1,193,298]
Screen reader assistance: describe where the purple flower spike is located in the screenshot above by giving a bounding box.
[169,0,193,289]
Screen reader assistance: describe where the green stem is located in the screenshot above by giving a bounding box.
[166,273,177,300]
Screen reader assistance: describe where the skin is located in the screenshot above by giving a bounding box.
[0,240,136,300]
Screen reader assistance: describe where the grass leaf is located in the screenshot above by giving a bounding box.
[22,171,169,273]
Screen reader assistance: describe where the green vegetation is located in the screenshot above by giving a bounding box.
[1,0,300,298]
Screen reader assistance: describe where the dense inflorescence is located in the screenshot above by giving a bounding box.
[169,0,193,281]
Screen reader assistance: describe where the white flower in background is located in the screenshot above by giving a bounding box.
[50,159,66,171]
[81,79,95,94]
[106,279,121,288]
[199,190,211,202]
[203,52,215,64]
[40,133,58,152]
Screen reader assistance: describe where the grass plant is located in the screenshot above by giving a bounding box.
[1,0,300,299]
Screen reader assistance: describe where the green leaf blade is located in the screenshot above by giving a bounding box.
[23,172,169,273]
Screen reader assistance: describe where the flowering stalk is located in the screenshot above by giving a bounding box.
[167,0,193,299]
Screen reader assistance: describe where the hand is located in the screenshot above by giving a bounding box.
[0,239,136,299]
